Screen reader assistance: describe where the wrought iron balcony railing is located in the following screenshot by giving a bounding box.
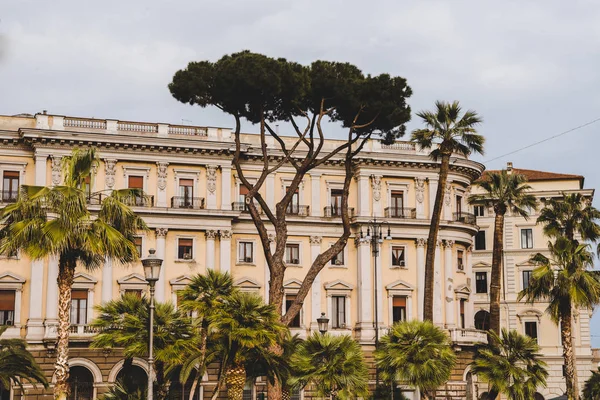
[384,207,417,219]
[171,196,205,209]
[124,195,154,207]
[323,206,355,218]
[453,212,476,225]
[1,191,18,203]
[286,204,310,216]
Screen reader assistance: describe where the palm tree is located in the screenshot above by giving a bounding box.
[289,332,369,400]
[470,171,537,335]
[583,367,600,400]
[0,326,48,393]
[211,292,286,400]
[519,237,600,400]
[101,379,147,400]
[0,148,146,400]
[374,320,456,400]
[91,293,192,400]
[411,101,484,321]
[177,270,237,400]
[471,329,548,400]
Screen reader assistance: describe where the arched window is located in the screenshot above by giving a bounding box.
[534,393,545,400]
[68,366,94,400]
[116,364,148,395]
[168,374,203,400]
[474,310,490,331]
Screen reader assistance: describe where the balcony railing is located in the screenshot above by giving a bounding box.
[449,328,487,345]
[68,324,100,336]
[1,191,18,203]
[232,202,265,214]
[171,196,205,209]
[384,207,417,219]
[86,193,105,205]
[286,204,310,216]
[453,212,476,225]
[323,206,355,218]
[124,195,154,207]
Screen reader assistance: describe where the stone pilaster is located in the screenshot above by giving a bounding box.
[309,236,322,331]
[444,240,455,328]
[416,238,426,320]
[205,230,217,269]
[156,162,168,207]
[415,177,426,218]
[355,236,374,343]
[155,228,168,302]
[220,230,232,273]
[433,240,443,326]
[206,165,218,209]
[371,174,382,217]
[220,165,232,210]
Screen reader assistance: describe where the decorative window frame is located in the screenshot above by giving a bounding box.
[0,161,27,193]
[456,247,465,273]
[169,275,193,308]
[385,279,414,324]
[117,273,148,296]
[325,180,345,206]
[0,272,25,330]
[518,309,542,341]
[234,175,258,201]
[284,241,303,267]
[519,226,535,249]
[175,235,196,262]
[329,242,348,268]
[474,227,489,251]
[283,279,306,332]
[389,244,407,269]
[133,234,146,258]
[472,262,491,295]
[324,280,353,331]
[71,272,98,324]
[173,168,201,197]
[454,187,466,211]
[385,181,410,209]
[516,261,535,291]
[281,177,305,204]
[122,166,151,192]
[234,277,261,293]
[455,285,471,328]
[236,238,257,265]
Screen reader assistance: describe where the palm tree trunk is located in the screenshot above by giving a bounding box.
[155,361,169,400]
[54,257,76,400]
[561,306,580,400]
[485,389,499,399]
[225,364,246,400]
[423,153,451,321]
[210,361,226,400]
[188,369,201,400]
[488,212,505,336]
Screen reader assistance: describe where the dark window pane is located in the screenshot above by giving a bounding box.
[476,272,488,293]
[475,231,486,250]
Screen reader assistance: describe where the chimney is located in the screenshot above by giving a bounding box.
[42,110,47,115]
[507,162,513,174]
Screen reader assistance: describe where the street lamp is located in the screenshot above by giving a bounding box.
[360,218,392,389]
[142,248,163,400]
[317,312,329,334]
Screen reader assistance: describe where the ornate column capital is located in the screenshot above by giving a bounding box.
[467,245,473,253]
[205,230,218,240]
[436,239,444,248]
[354,236,370,247]
[155,228,168,238]
[309,236,322,245]
[444,240,454,249]
[415,238,427,248]
[220,230,232,239]
[156,162,169,191]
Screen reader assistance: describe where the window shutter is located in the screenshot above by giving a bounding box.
[3,171,19,178]
[239,185,250,195]
[71,290,88,300]
[0,291,15,310]
[180,179,194,187]
[392,297,406,307]
[128,175,144,189]
[179,238,193,247]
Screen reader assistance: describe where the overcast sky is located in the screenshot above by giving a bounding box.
[1,0,600,345]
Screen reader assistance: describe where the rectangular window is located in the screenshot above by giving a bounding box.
[475,231,486,250]
[124,289,142,298]
[239,241,254,263]
[331,296,346,329]
[286,187,300,214]
[84,176,92,198]
[285,244,300,265]
[392,296,406,323]
[70,290,88,325]
[525,321,538,340]
[239,184,249,203]
[456,195,462,214]
[457,249,464,271]
[2,171,19,202]
[331,245,345,266]
[521,228,534,249]
[331,189,343,216]
[522,270,533,290]
[128,175,144,189]
[178,238,193,260]
[476,272,488,293]
[390,191,404,217]
[473,205,485,217]
[391,246,405,267]
[0,290,15,325]
[460,299,466,328]
[285,294,301,328]
[179,179,194,206]
[133,237,142,257]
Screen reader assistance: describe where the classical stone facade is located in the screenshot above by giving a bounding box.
[0,113,593,399]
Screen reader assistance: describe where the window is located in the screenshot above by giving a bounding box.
[521,228,533,249]
[331,296,346,329]
[389,191,404,217]
[133,237,142,257]
[473,205,485,217]
[475,272,488,293]
[457,249,464,271]
[331,189,343,216]
[242,382,253,400]
[285,244,300,265]
[525,321,538,340]
[331,245,345,266]
[239,184,249,203]
[70,290,88,325]
[178,238,193,260]
[83,176,92,198]
[179,179,194,207]
[286,187,299,214]
[286,295,301,328]
[239,241,254,263]
[456,195,462,214]
[124,289,142,298]
[2,171,19,202]
[460,299,466,328]
[128,175,144,206]
[475,231,486,250]
[522,270,533,290]
[474,310,490,330]
[392,296,406,323]
[391,246,405,268]
[0,291,15,325]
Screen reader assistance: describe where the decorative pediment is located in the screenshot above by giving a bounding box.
[0,272,25,290]
[454,284,471,294]
[385,279,415,292]
[516,260,535,268]
[283,279,303,289]
[472,261,491,268]
[117,273,148,285]
[170,275,193,291]
[517,308,543,321]
[324,279,354,291]
[72,272,98,290]
[234,277,261,291]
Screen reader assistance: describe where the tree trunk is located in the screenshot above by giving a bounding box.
[266,370,283,400]
[225,364,246,400]
[485,389,499,399]
[54,257,76,400]
[488,211,505,336]
[561,306,580,400]
[210,361,225,400]
[155,361,169,400]
[423,153,450,321]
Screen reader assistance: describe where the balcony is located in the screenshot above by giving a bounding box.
[323,206,355,218]
[171,196,205,209]
[286,204,310,216]
[1,191,18,203]
[124,195,154,207]
[453,212,476,225]
[449,328,487,345]
[86,193,106,205]
[384,207,417,219]
[232,202,264,214]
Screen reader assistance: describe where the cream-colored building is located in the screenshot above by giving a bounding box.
[0,112,592,399]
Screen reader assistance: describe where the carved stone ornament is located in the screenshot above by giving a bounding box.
[309,236,322,245]
[444,240,454,249]
[268,234,276,243]
[205,230,218,240]
[156,162,169,191]
[415,177,426,203]
[220,230,232,239]
[444,183,452,206]
[371,175,382,202]
[51,156,62,185]
[205,165,217,194]
[415,238,427,247]
[104,159,117,189]
[354,236,370,246]
[155,228,168,238]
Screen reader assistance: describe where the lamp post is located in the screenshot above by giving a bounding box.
[142,248,163,400]
[360,218,392,389]
[317,312,329,335]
